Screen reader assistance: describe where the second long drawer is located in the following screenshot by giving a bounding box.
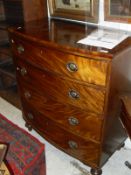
[19,82,104,142]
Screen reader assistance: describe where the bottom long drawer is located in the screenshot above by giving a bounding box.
[22,103,101,168]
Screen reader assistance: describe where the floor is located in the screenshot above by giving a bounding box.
[0,97,131,175]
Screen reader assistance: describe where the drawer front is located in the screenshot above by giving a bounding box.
[20,84,103,142]
[11,38,108,86]
[22,104,101,167]
[16,60,106,114]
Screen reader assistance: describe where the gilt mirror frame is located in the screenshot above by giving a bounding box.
[105,0,131,23]
[48,0,99,23]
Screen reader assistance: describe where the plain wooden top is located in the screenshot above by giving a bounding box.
[8,18,131,60]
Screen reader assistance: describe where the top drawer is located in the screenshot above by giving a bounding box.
[11,38,109,87]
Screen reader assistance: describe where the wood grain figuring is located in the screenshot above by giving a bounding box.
[19,83,103,142]
[16,59,106,114]
[9,19,130,173]
[12,38,108,86]
[22,103,101,168]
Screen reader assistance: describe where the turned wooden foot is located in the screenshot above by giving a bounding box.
[25,122,32,131]
[90,168,102,175]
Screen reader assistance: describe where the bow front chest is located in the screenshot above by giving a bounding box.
[9,19,131,175]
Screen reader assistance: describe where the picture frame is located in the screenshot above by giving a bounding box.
[105,0,131,23]
[48,0,99,23]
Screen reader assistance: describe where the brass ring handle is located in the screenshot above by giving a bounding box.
[66,62,78,72]
[68,90,80,99]
[24,91,31,99]
[68,117,79,126]
[68,141,78,149]
[20,67,27,76]
[27,113,34,120]
[17,45,24,54]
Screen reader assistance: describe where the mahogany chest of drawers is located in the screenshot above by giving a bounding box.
[9,19,131,175]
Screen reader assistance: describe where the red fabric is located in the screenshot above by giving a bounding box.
[0,113,46,175]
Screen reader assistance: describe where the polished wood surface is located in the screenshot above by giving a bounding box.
[22,102,101,168]
[19,83,103,142]
[16,59,106,114]
[12,37,109,86]
[9,18,131,173]
[9,19,131,57]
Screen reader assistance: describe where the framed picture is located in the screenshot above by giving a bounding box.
[105,0,131,23]
[48,0,99,23]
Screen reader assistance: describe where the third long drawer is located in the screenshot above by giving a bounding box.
[19,82,104,142]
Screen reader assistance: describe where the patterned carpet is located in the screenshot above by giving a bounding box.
[0,114,46,175]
